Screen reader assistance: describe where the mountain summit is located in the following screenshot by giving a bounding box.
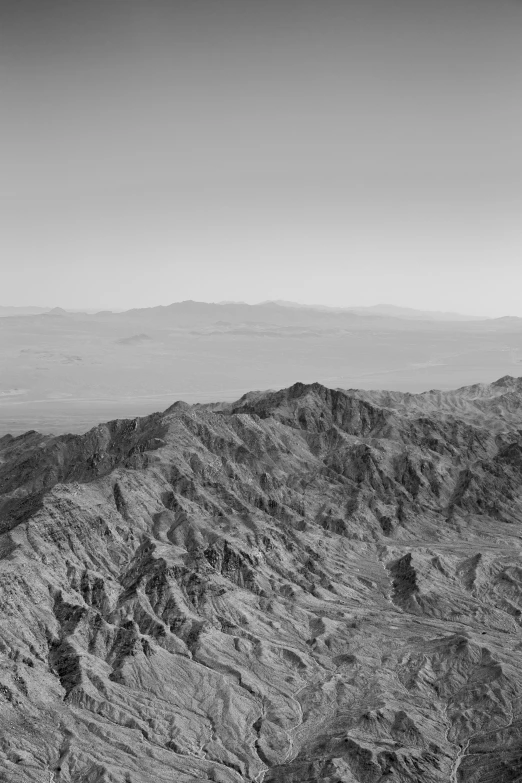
[1,378,522,781]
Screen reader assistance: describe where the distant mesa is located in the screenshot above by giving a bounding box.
[116,333,153,345]
[45,307,69,316]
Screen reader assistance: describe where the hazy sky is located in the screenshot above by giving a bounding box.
[2,0,521,315]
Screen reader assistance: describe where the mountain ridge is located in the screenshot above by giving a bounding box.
[0,300,501,324]
[2,377,522,781]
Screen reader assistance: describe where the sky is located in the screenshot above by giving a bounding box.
[1,0,521,316]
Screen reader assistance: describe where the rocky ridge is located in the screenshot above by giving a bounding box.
[2,378,522,781]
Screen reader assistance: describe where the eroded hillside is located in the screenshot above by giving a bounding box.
[2,379,522,781]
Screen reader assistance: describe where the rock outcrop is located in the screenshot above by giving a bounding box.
[2,378,522,781]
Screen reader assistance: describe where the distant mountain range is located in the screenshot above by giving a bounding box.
[262,300,489,321]
[0,306,125,317]
[1,301,490,322]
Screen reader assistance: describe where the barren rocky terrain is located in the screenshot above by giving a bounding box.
[2,376,522,781]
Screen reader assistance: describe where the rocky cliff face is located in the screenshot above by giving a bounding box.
[2,379,522,782]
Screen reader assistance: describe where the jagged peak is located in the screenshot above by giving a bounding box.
[163,400,192,414]
[492,375,521,388]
